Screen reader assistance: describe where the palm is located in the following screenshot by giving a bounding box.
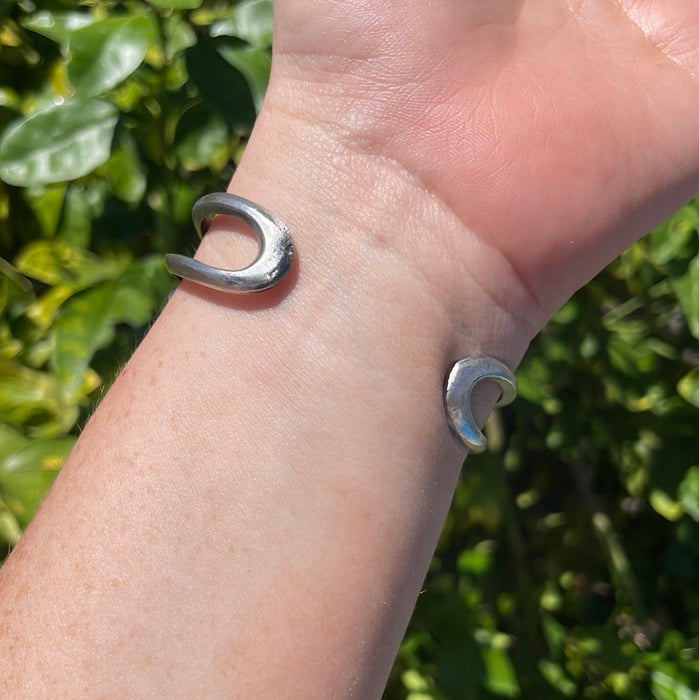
[272,0,699,313]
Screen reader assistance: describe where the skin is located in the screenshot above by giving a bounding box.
[1,1,698,696]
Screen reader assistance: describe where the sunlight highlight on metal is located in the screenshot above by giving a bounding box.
[445,355,517,453]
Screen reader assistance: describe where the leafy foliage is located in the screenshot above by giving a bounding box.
[387,214,699,699]
[0,2,697,698]
[0,0,267,549]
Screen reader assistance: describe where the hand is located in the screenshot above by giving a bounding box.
[265,0,699,324]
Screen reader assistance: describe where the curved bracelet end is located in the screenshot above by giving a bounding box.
[445,355,517,453]
[165,193,294,294]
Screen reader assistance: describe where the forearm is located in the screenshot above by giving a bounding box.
[0,109,531,696]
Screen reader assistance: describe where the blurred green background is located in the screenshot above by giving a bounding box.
[0,2,697,697]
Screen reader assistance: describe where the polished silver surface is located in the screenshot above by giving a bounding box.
[445,355,517,453]
[165,192,294,294]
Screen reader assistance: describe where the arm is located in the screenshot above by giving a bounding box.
[2,1,698,696]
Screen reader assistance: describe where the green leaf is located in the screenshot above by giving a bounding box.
[402,669,431,693]
[456,541,494,575]
[678,467,699,523]
[678,369,699,408]
[0,360,76,436]
[538,660,576,697]
[148,0,203,9]
[22,10,94,46]
[650,669,697,700]
[57,183,105,248]
[67,15,157,97]
[482,646,520,697]
[0,324,23,361]
[174,102,229,171]
[185,39,256,130]
[0,257,32,312]
[162,13,197,61]
[0,424,29,462]
[648,205,699,266]
[650,489,684,522]
[105,132,147,204]
[25,285,78,331]
[0,506,22,548]
[0,98,118,186]
[111,279,156,326]
[215,42,271,113]
[210,0,273,48]
[2,438,74,477]
[0,86,21,111]
[670,254,699,340]
[23,185,66,238]
[15,240,124,286]
[51,277,153,401]
[0,437,74,526]
[124,254,173,305]
[16,241,129,336]
[541,614,567,655]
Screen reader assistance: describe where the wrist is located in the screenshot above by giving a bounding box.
[198,86,539,371]
[155,105,535,689]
